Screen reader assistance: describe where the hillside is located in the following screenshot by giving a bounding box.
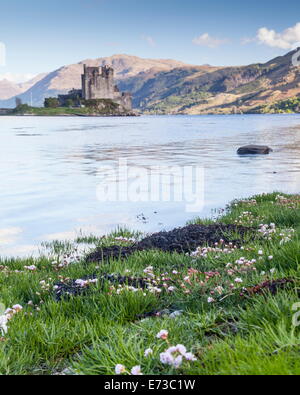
[1,50,300,113]
[119,48,300,114]
[0,74,47,101]
[0,55,192,108]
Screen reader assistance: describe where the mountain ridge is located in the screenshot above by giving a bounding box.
[0,51,300,113]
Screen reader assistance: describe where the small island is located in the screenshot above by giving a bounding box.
[1,65,137,117]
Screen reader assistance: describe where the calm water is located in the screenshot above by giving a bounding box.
[1,114,300,257]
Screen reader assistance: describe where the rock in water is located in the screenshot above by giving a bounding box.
[237,145,273,155]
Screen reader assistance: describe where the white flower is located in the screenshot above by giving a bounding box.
[156,330,168,340]
[24,265,37,271]
[268,256,273,261]
[12,304,23,312]
[115,364,126,375]
[234,278,243,283]
[258,250,263,256]
[144,348,153,357]
[173,355,183,368]
[207,297,215,303]
[184,352,197,361]
[176,345,187,355]
[131,366,143,375]
[168,286,176,292]
[0,315,8,335]
[160,352,174,365]
[270,268,276,274]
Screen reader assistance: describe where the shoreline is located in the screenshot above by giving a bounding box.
[1,192,300,375]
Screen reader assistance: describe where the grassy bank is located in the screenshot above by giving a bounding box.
[3,102,135,117]
[0,193,300,375]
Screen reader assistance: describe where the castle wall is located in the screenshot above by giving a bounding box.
[81,65,132,110]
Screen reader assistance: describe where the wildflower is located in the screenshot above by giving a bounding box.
[156,330,168,340]
[131,366,143,375]
[144,348,153,357]
[160,352,174,365]
[268,256,273,261]
[184,352,197,362]
[207,297,215,303]
[258,250,263,256]
[168,286,176,292]
[176,345,187,355]
[24,265,37,271]
[12,305,23,312]
[234,278,243,283]
[270,268,276,274]
[115,364,126,375]
[173,355,183,368]
[0,315,8,335]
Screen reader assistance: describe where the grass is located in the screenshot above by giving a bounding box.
[1,192,300,375]
[7,101,131,117]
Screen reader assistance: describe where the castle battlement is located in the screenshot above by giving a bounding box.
[81,65,132,110]
[58,64,132,111]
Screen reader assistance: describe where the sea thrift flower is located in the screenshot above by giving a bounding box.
[12,305,23,312]
[176,345,187,355]
[174,355,183,368]
[0,315,8,335]
[184,352,197,361]
[24,265,37,271]
[160,352,174,365]
[115,364,126,375]
[131,366,143,375]
[144,348,153,357]
[157,330,169,340]
[234,278,243,283]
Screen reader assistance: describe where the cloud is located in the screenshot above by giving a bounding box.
[141,35,156,47]
[257,22,300,50]
[0,227,22,245]
[241,37,256,45]
[192,33,229,48]
[0,72,37,83]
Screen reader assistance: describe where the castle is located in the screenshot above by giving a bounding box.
[58,65,132,111]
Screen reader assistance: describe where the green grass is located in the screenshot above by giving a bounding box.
[1,192,300,375]
[8,101,130,117]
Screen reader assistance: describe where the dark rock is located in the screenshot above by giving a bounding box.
[237,145,273,155]
[86,224,255,264]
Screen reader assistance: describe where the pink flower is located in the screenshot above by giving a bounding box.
[184,352,197,361]
[131,366,143,375]
[156,330,168,340]
[115,364,126,375]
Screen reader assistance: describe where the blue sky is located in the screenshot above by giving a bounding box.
[0,0,300,82]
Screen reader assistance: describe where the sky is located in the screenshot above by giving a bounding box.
[0,0,300,82]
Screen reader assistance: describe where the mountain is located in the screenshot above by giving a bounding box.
[119,48,300,114]
[0,80,23,100]
[0,73,47,102]
[1,51,300,113]
[0,55,192,108]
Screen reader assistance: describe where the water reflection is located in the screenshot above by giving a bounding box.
[1,114,300,257]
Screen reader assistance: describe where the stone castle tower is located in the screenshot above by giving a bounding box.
[81,65,132,111]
